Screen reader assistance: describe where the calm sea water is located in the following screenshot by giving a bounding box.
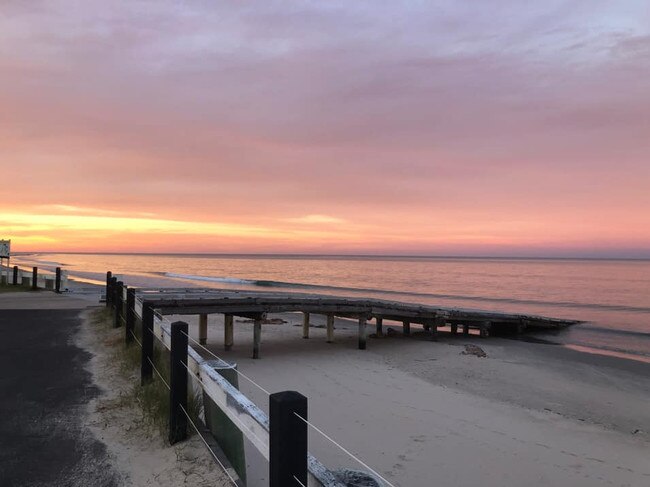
[13,253,650,362]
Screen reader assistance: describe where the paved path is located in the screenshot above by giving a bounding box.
[0,293,118,486]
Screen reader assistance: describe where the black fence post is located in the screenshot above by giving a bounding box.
[105,271,112,307]
[126,288,136,344]
[169,321,189,444]
[110,277,117,310]
[270,391,308,487]
[141,303,154,385]
[12,266,18,285]
[110,276,117,312]
[55,267,62,293]
[31,267,38,290]
[114,281,124,328]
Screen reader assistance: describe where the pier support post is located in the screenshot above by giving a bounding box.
[450,324,458,335]
[302,312,310,339]
[31,267,38,290]
[358,318,367,350]
[126,288,136,344]
[480,322,491,338]
[141,303,154,385]
[253,318,262,359]
[463,324,470,335]
[169,321,189,445]
[270,391,308,487]
[431,318,443,341]
[517,320,527,334]
[12,266,18,286]
[199,314,208,345]
[376,317,383,337]
[326,315,335,343]
[402,320,410,336]
[55,267,62,293]
[224,314,234,350]
[105,271,112,307]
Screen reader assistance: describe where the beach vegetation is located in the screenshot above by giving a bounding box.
[89,308,203,439]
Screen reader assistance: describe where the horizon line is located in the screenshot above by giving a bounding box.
[9,251,650,261]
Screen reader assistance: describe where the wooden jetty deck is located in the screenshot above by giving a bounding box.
[129,286,579,359]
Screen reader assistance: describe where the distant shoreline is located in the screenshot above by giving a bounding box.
[10,251,650,262]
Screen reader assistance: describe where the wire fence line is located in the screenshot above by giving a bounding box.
[147,356,170,390]
[129,291,394,486]
[178,328,271,396]
[294,412,396,487]
[179,405,241,487]
[129,329,143,349]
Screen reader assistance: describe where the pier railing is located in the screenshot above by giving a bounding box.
[106,272,392,487]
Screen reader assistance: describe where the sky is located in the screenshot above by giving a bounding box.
[1,1,649,257]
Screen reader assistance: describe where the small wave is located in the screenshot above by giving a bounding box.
[162,272,650,317]
[577,325,650,338]
[165,272,256,285]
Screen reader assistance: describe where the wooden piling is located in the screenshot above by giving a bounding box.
[114,281,124,327]
[224,314,234,351]
[109,277,117,310]
[375,317,383,337]
[199,314,208,345]
[55,267,62,293]
[269,391,308,487]
[402,320,411,336]
[31,267,38,290]
[326,315,335,343]
[141,304,154,385]
[12,266,18,286]
[253,318,261,359]
[302,312,310,339]
[105,271,112,307]
[358,318,367,350]
[126,288,136,344]
[463,324,470,335]
[450,324,458,335]
[480,322,491,338]
[169,321,189,444]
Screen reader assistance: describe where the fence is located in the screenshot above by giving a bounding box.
[0,264,66,293]
[106,272,393,487]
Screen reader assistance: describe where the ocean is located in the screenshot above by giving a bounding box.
[11,253,650,363]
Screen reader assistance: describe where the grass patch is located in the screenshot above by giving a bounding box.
[0,283,40,293]
[90,308,203,439]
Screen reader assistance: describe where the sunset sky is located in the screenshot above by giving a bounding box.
[1,1,649,257]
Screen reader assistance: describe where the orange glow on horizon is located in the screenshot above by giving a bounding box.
[2,204,649,257]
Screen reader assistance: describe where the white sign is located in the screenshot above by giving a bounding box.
[0,240,10,258]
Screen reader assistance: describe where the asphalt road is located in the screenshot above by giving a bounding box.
[0,307,118,486]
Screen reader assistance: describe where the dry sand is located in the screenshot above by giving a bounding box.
[172,312,650,487]
[77,308,231,487]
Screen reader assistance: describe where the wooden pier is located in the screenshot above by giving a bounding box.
[127,286,579,359]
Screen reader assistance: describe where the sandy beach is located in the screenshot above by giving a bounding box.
[172,311,650,487]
